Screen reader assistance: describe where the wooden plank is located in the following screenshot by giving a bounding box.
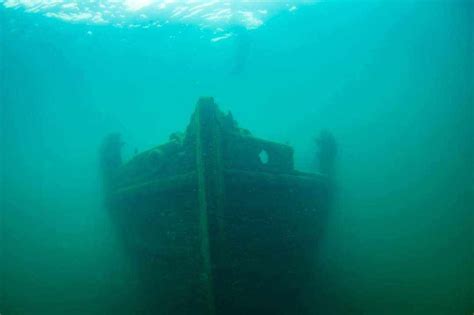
[113,172,196,197]
[225,169,328,189]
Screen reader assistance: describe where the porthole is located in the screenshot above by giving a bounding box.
[258,149,269,164]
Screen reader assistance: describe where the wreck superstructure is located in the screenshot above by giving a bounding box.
[101,97,332,314]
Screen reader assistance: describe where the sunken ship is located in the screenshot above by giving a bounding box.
[100,97,333,314]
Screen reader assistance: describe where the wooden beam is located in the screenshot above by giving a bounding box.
[195,97,226,315]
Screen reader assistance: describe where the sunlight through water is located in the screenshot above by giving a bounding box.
[2,0,311,32]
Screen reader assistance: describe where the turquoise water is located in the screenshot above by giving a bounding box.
[1,1,473,314]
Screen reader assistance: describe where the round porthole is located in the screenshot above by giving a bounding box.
[258,149,269,164]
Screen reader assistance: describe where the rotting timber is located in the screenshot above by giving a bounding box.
[101,97,332,315]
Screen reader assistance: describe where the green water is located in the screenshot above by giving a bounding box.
[1,1,472,314]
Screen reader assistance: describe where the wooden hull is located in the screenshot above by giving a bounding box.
[103,97,330,314]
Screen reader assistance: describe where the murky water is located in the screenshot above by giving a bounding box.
[1,1,472,314]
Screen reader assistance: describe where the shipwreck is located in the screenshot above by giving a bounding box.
[100,97,333,315]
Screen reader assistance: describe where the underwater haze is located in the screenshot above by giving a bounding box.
[1,0,473,314]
